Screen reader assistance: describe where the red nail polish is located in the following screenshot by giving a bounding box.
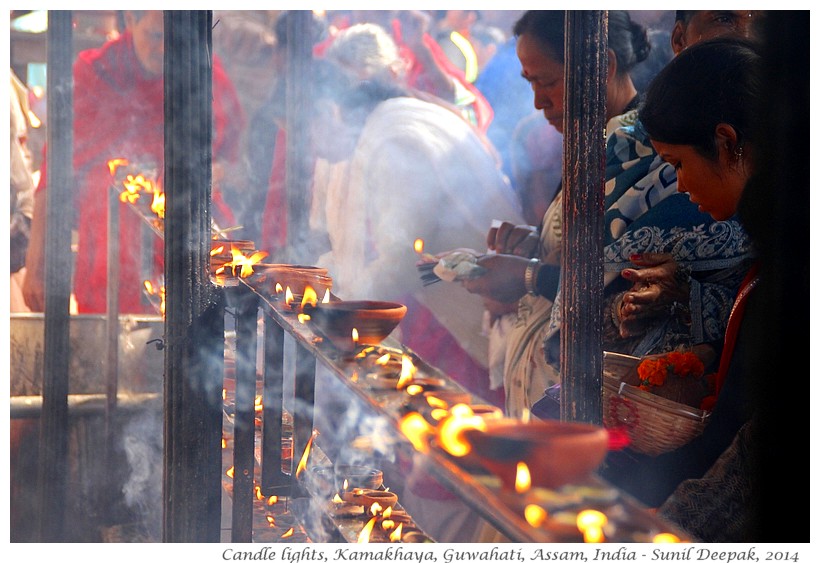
[622,270,633,279]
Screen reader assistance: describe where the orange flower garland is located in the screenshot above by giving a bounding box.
[636,350,717,410]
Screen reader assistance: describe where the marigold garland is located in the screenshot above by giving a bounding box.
[636,350,717,410]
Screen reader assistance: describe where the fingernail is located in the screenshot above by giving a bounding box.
[622,270,633,279]
[629,254,642,261]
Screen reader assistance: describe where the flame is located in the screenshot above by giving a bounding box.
[369,502,384,516]
[389,522,403,542]
[226,466,235,478]
[255,485,264,500]
[357,516,378,543]
[144,280,154,293]
[297,313,311,323]
[583,527,605,543]
[266,514,276,527]
[151,190,165,219]
[294,428,319,478]
[267,495,278,506]
[107,158,128,175]
[524,504,547,527]
[382,520,395,531]
[522,408,531,422]
[375,353,391,366]
[281,527,294,538]
[285,287,294,305]
[342,479,349,491]
[222,246,268,278]
[426,395,448,409]
[652,532,682,543]
[430,408,449,421]
[322,289,331,303]
[301,286,318,308]
[414,238,424,254]
[254,395,263,412]
[221,437,227,449]
[210,245,224,256]
[577,509,607,543]
[332,493,344,504]
[436,405,486,457]
[275,282,284,295]
[351,328,359,345]
[515,461,531,493]
[399,412,433,453]
[383,506,392,518]
[397,355,416,389]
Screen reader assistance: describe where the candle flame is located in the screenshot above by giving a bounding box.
[389,522,403,542]
[515,461,531,493]
[369,502,384,516]
[652,532,682,543]
[375,353,391,366]
[583,526,605,543]
[322,289,331,303]
[255,485,264,500]
[226,466,235,478]
[524,504,547,527]
[397,355,416,388]
[352,328,359,345]
[332,493,344,504]
[302,286,318,308]
[357,516,378,543]
[266,514,276,527]
[295,429,319,478]
[576,509,607,531]
[414,238,424,254]
[285,287,294,305]
[399,412,433,453]
[267,495,279,506]
[436,406,486,457]
[281,527,294,538]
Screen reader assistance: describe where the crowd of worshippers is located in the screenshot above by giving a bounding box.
[11,10,806,542]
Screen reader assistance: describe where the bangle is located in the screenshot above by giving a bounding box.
[524,258,540,295]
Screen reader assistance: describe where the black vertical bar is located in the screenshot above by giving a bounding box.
[163,10,223,542]
[231,288,258,542]
[37,10,73,542]
[291,344,316,498]
[560,11,607,424]
[261,314,290,493]
[284,11,314,263]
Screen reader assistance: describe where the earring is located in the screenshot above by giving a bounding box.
[733,145,744,159]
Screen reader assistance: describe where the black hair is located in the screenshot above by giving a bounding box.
[608,11,651,75]
[639,37,762,160]
[512,10,650,72]
[512,11,565,62]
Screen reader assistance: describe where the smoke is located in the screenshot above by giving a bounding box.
[120,408,163,540]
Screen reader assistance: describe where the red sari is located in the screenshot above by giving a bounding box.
[36,30,244,314]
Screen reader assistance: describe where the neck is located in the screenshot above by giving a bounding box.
[606,77,639,120]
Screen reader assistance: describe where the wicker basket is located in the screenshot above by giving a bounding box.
[602,352,711,457]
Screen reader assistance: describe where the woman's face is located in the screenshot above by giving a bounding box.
[651,140,748,221]
[516,33,565,134]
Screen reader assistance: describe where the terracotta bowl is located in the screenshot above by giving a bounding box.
[307,300,407,352]
[462,419,609,491]
[334,465,384,492]
[341,489,398,510]
[249,264,333,300]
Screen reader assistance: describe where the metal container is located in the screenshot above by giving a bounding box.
[10,313,164,396]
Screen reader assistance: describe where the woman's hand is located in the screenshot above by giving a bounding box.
[486,221,540,257]
[617,253,691,338]
[460,254,531,303]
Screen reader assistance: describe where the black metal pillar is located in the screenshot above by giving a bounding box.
[163,10,224,542]
[560,11,607,424]
[37,10,74,542]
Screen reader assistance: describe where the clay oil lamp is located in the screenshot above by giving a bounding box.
[250,264,332,305]
[461,419,609,491]
[307,300,407,353]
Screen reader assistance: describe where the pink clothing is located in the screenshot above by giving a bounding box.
[37,30,244,314]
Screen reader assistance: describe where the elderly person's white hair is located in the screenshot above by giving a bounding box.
[323,23,407,82]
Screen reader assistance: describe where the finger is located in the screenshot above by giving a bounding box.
[486,226,499,249]
[494,222,515,251]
